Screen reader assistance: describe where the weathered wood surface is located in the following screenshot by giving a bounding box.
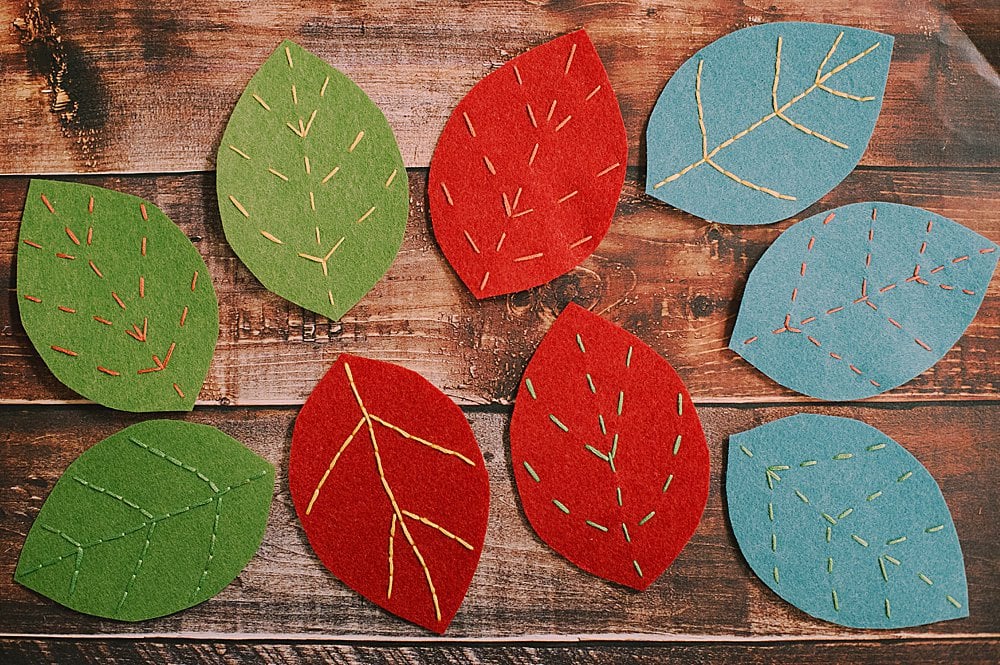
[1,0,997,661]
[2,169,997,406]
[2,404,997,638]
[2,637,998,664]
[2,0,999,174]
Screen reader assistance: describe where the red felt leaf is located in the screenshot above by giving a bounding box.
[289,354,490,633]
[429,30,628,298]
[510,304,709,589]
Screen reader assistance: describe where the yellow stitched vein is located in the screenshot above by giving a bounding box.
[653,32,880,199]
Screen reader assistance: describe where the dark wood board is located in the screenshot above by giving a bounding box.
[1,404,996,638]
[2,637,999,664]
[2,169,998,407]
[1,0,998,174]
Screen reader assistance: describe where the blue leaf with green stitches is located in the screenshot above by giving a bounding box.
[728,414,968,628]
[730,202,998,401]
[646,22,892,225]
[15,420,274,621]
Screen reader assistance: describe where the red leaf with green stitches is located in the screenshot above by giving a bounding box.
[429,30,627,298]
[289,354,489,633]
[510,304,709,589]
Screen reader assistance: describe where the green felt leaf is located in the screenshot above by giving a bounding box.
[15,420,275,622]
[17,180,219,412]
[216,40,409,320]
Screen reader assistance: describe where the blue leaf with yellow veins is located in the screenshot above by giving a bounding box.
[730,202,998,401]
[728,414,968,629]
[646,22,893,225]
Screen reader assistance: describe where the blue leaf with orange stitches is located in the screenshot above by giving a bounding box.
[728,414,968,628]
[730,202,998,400]
[15,420,274,621]
[646,22,892,225]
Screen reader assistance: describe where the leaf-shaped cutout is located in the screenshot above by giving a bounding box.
[14,420,275,621]
[730,202,998,400]
[646,22,893,225]
[289,354,490,633]
[509,304,709,589]
[216,40,409,319]
[727,414,968,628]
[429,30,628,297]
[17,180,219,412]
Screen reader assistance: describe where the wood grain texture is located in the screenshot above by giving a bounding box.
[2,404,997,638]
[3,170,997,407]
[2,637,999,664]
[2,0,998,174]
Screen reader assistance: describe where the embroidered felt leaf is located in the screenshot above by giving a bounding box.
[509,303,709,589]
[646,22,893,225]
[14,420,275,621]
[17,180,219,412]
[289,354,489,633]
[216,40,408,319]
[728,414,968,628]
[731,202,998,400]
[429,30,627,297]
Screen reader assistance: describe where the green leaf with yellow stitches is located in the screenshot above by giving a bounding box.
[216,40,409,319]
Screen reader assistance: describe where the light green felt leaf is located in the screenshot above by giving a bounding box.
[15,420,275,622]
[216,40,409,319]
[17,180,219,412]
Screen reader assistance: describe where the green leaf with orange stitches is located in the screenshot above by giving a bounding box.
[15,420,274,621]
[216,40,408,320]
[17,180,218,412]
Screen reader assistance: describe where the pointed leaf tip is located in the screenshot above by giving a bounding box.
[646,22,893,225]
[217,40,409,320]
[429,30,628,297]
[510,303,709,589]
[17,180,219,412]
[730,202,998,400]
[289,354,490,633]
[15,420,275,621]
[727,414,968,628]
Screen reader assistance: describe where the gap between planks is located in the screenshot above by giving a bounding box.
[0,632,996,644]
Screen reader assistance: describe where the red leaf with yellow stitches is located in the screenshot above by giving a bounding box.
[289,354,489,633]
[510,304,709,589]
[429,30,627,298]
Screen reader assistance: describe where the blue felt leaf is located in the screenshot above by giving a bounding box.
[730,202,998,400]
[646,22,893,225]
[728,414,968,629]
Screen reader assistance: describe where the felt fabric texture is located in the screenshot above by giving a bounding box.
[428,30,627,298]
[727,414,968,628]
[289,354,489,634]
[509,304,709,590]
[216,40,408,320]
[730,202,998,400]
[646,22,892,225]
[17,180,219,412]
[14,420,275,622]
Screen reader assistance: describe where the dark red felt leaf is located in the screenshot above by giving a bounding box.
[429,30,628,298]
[289,354,489,633]
[510,304,709,590]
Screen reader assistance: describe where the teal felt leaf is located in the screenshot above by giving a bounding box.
[728,414,968,628]
[216,40,409,320]
[14,420,275,621]
[730,202,998,400]
[646,22,893,225]
[17,180,219,412]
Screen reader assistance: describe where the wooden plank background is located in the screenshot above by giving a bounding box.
[1,0,997,662]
